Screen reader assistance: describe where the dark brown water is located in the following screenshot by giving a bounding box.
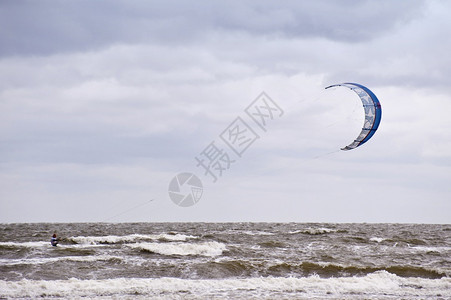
[1,223,450,299]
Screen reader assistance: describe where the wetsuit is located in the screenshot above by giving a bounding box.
[51,237,58,246]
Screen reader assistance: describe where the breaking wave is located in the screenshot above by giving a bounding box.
[266,261,447,279]
[289,227,337,235]
[69,233,197,245]
[1,272,450,299]
[0,255,123,266]
[0,241,49,248]
[370,237,386,243]
[240,231,275,236]
[129,241,226,257]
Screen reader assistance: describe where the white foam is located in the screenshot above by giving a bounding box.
[370,237,386,243]
[129,241,226,257]
[408,245,451,253]
[0,241,49,248]
[0,240,110,249]
[70,233,197,245]
[1,272,450,299]
[241,231,275,236]
[0,255,123,266]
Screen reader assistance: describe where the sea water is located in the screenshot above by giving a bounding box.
[1,223,450,299]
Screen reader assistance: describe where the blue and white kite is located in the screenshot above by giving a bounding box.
[325,82,382,151]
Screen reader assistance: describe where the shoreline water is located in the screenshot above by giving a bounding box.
[1,222,450,299]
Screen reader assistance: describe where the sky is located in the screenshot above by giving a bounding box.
[1,0,450,223]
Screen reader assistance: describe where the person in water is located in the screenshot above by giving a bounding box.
[51,233,59,246]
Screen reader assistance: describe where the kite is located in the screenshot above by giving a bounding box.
[325,82,382,151]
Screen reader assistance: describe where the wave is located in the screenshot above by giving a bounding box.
[0,241,111,251]
[266,261,447,279]
[0,233,198,251]
[241,230,275,236]
[289,227,337,235]
[1,272,450,299]
[68,233,197,245]
[258,241,286,248]
[0,255,123,266]
[408,245,451,254]
[0,241,50,248]
[164,258,449,280]
[129,241,226,257]
[370,237,386,243]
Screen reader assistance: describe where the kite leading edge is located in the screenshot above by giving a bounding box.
[325,82,382,151]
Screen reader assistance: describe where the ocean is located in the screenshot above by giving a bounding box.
[0,222,450,299]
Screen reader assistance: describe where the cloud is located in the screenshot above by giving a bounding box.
[1,0,425,56]
[0,0,450,223]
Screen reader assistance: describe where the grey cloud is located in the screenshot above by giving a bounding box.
[1,0,450,223]
[1,0,425,57]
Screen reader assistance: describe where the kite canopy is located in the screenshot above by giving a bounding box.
[325,82,382,151]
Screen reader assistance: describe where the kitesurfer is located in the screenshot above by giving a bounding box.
[51,233,59,246]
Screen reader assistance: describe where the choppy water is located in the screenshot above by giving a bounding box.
[1,223,450,299]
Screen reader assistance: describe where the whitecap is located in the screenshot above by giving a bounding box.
[69,233,197,245]
[241,231,275,236]
[1,272,450,299]
[290,227,336,235]
[129,241,226,257]
[0,241,49,248]
[0,255,123,266]
[370,237,386,243]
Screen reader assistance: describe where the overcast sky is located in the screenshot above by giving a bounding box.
[1,0,450,223]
